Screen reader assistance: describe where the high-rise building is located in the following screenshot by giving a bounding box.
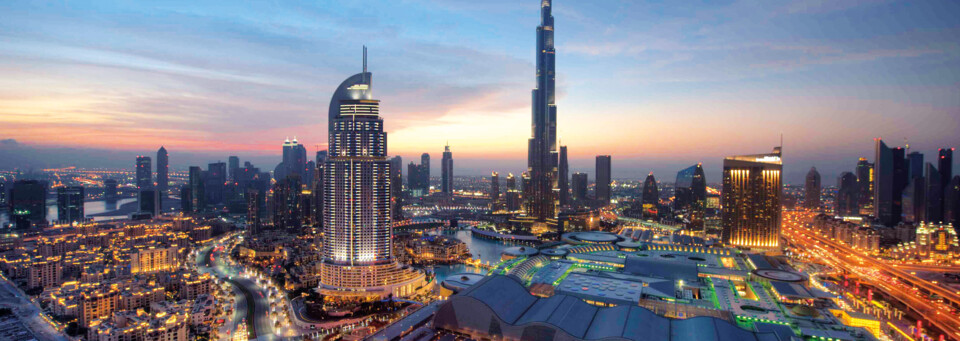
[156,147,168,196]
[179,186,192,212]
[902,176,925,223]
[246,188,263,234]
[420,153,431,192]
[136,156,152,190]
[277,138,308,181]
[641,173,659,219]
[595,155,612,205]
[10,180,47,229]
[389,155,403,221]
[506,173,520,211]
[57,186,84,225]
[490,172,501,211]
[804,167,821,209]
[924,163,943,223]
[103,179,118,200]
[856,158,875,216]
[441,143,453,194]
[938,148,954,220]
[228,155,240,182]
[206,162,227,205]
[524,0,559,222]
[945,176,960,228]
[272,176,302,231]
[138,189,159,217]
[836,172,859,217]
[675,164,707,230]
[906,152,924,180]
[721,146,782,249]
[571,172,588,202]
[188,166,205,213]
[874,139,907,226]
[558,145,569,207]
[320,48,424,297]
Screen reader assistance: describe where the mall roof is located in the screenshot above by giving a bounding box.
[624,256,699,283]
[436,275,788,341]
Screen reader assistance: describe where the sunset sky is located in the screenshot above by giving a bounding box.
[1,0,958,183]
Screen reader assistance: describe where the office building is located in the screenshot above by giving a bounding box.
[389,155,403,221]
[856,158,874,216]
[675,164,707,230]
[939,148,954,220]
[924,163,943,223]
[441,143,453,194]
[805,167,821,209]
[10,180,47,229]
[490,172,501,211]
[228,155,240,182]
[206,162,227,205]
[641,173,659,219]
[524,0,559,222]
[506,173,521,211]
[57,186,84,225]
[721,146,782,249]
[945,176,960,227]
[572,172,588,202]
[421,153,431,192]
[138,189,160,217]
[103,179,118,200]
[902,176,925,223]
[135,156,152,190]
[188,166,204,212]
[156,146,168,196]
[836,172,859,216]
[558,145,570,206]
[873,139,907,226]
[596,155,612,205]
[907,151,923,180]
[320,48,426,298]
[407,155,430,196]
[272,176,302,231]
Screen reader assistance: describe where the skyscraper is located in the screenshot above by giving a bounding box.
[136,156,152,190]
[675,164,707,230]
[206,162,227,205]
[836,172,859,217]
[804,167,821,210]
[525,0,559,222]
[938,148,954,220]
[595,155,612,205]
[558,145,569,207]
[188,166,205,213]
[874,139,907,226]
[902,176,924,223]
[138,189,159,217]
[228,155,240,182]
[103,179,118,200]
[10,180,47,229]
[945,176,960,228]
[641,173,659,219]
[420,153,431,193]
[856,158,874,216]
[441,143,453,194]
[924,163,943,223]
[721,147,782,249]
[389,156,404,221]
[320,48,424,297]
[57,186,84,225]
[571,172,588,203]
[907,152,924,180]
[156,147,168,196]
[506,173,520,211]
[490,172,501,211]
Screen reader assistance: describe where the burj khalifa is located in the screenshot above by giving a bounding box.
[525,0,559,221]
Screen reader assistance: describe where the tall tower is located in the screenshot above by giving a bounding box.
[721,147,782,249]
[156,147,168,197]
[595,155,612,204]
[804,167,821,210]
[525,0,559,221]
[874,139,907,226]
[135,156,152,190]
[642,172,659,219]
[320,47,424,297]
[558,145,569,207]
[491,171,501,211]
[441,143,453,194]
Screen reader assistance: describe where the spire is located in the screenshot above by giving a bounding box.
[362,45,368,83]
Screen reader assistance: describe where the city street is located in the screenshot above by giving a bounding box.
[783,211,960,340]
[196,238,280,341]
[0,277,69,341]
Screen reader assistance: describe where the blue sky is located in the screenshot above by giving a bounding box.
[0,0,958,183]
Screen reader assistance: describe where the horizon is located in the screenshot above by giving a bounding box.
[1,0,959,184]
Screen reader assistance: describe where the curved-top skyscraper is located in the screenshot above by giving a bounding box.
[319,47,426,299]
[525,0,559,222]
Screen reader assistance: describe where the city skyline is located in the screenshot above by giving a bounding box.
[1,1,958,183]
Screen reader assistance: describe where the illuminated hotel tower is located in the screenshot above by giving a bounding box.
[721,146,783,249]
[320,47,424,297]
[525,0,559,221]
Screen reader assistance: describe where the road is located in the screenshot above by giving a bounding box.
[0,276,69,341]
[197,240,279,341]
[783,211,960,340]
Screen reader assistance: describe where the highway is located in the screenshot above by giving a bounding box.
[783,211,960,340]
[197,239,279,341]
